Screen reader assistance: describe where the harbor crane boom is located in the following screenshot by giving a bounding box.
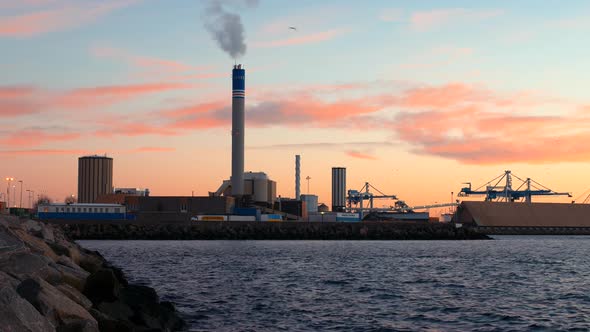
[458,170,571,202]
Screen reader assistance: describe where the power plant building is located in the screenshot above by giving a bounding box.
[332,167,346,212]
[78,155,113,203]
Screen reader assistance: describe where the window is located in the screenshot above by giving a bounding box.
[66,208,70,212]
[77,208,81,212]
[115,208,120,213]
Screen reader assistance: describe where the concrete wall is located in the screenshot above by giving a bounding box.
[459,201,590,227]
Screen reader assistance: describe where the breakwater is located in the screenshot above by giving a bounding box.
[0,216,184,331]
[58,221,489,240]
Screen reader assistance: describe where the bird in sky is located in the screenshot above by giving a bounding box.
[289,26,297,31]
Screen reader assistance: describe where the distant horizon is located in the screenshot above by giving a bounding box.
[2,0,589,212]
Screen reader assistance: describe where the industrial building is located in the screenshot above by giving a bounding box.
[77,155,113,203]
[114,188,150,196]
[332,167,346,212]
[212,172,277,207]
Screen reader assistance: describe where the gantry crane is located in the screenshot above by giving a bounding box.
[347,182,458,215]
[458,170,571,202]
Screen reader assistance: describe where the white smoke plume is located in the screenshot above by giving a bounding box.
[204,0,258,59]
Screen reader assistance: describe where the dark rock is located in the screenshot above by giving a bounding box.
[48,242,71,257]
[90,308,134,332]
[77,251,104,274]
[97,300,134,322]
[0,274,54,332]
[0,251,53,281]
[83,268,121,304]
[56,283,93,310]
[18,277,98,330]
[52,262,89,291]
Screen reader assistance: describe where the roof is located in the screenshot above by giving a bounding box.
[461,201,590,227]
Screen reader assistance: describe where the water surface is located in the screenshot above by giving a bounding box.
[79,237,590,331]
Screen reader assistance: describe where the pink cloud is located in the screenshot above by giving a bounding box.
[0,149,88,156]
[91,46,213,74]
[54,82,192,108]
[253,28,348,47]
[0,0,139,37]
[0,129,80,147]
[410,8,502,31]
[129,147,175,153]
[346,150,378,160]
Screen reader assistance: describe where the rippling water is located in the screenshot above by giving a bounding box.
[79,237,590,331]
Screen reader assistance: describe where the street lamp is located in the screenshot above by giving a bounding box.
[26,190,35,209]
[18,180,23,208]
[5,177,14,210]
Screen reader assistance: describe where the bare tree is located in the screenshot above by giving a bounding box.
[64,195,77,204]
[33,194,52,211]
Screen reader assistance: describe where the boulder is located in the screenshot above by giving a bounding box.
[0,278,54,332]
[17,277,98,330]
[83,268,121,304]
[90,308,134,332]
[77,251,104,274]
[12,228,59,261]
[1,271,54,331]
[0,226,26,256]
[56,283,93,310]
[52,262,89,291]
[0,251,55,281]
[57,254,81,270]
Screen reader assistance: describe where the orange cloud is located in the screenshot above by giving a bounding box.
[346,150,378,160]
[0,1,139,37]
[253,28,348,47]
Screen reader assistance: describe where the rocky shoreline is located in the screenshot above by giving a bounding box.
[0,216,185,332]
[58,220,489,240]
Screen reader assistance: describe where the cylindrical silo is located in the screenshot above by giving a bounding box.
[331,167,346,212]
[231,64,245,197]
[77,155,113,203]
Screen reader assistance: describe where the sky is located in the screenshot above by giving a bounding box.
[2,0,590,211]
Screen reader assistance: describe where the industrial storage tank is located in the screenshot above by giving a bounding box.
[267,180,277,205]
[78,155,113,203]
[332,167,346,212]
[244,172,269,204]
[301,194,318,213]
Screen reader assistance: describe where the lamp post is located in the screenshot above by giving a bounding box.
[5,177,14,209]
[18,180,23,208]
[26,190,32,209]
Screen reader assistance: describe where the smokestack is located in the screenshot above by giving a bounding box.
[295,155,301,200]
[231,64,245,197]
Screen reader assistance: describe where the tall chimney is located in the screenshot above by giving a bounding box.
[231,65,245,197]
[295,155,301,200]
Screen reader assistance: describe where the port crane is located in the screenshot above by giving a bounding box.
[347,182,457,214]
[458,170,571,202]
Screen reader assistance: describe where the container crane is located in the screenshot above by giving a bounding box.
[458,170,571,202]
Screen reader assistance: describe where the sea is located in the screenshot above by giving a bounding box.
[79,237,590,331]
